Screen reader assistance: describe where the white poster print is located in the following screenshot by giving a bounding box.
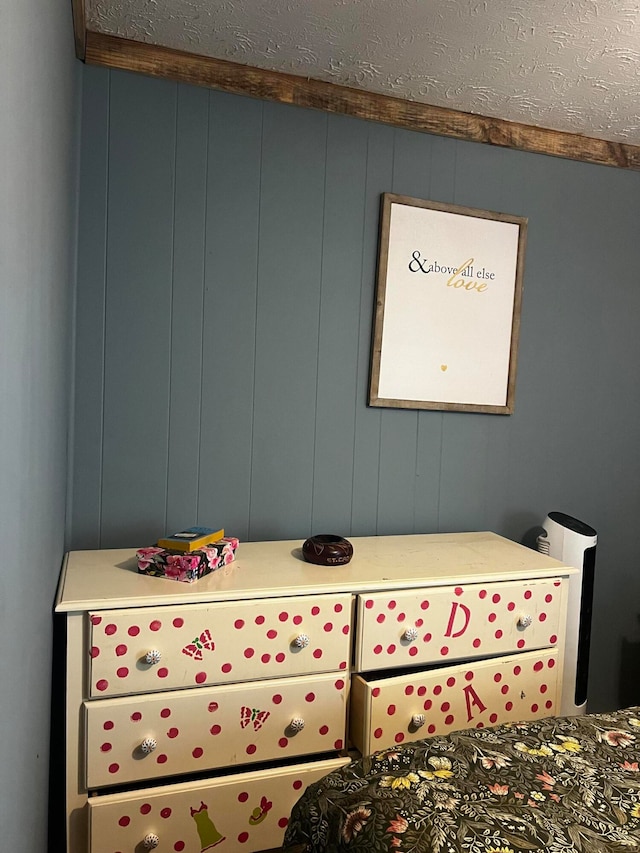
[371,196,526,413]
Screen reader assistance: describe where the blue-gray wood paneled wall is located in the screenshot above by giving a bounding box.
[71,66,640,712]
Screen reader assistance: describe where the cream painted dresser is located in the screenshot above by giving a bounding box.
[54,532,577,853]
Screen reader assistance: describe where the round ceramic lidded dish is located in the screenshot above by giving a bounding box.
[302,534,353,566]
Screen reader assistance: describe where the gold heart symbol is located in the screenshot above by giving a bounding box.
[440,364,448,372]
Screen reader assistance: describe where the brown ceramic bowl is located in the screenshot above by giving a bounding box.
[302,534,353,566]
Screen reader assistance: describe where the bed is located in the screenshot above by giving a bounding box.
[283,706,640,852]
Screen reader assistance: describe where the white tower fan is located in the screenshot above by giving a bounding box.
[537,511,597,716]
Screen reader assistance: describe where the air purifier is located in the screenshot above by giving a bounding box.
[537,511,597,715]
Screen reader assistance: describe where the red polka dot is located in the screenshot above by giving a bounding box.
[261,653,271,664]
[128,625,140,636]
[279,611,289,622]
[371,687,380,698]
[387,600,396,610]
[275,652,286,663]
[313,648,323,659]
[409,644,418,657]
[118,816,130,827]
[417,686,427,696]
[397,612,406,622]
[167,727,179,738]
[473,638,481,648]
[405,685,414,696]
[517,639,525,649]
[478,589,487,599]
[492,593,501,604]
[446,676,456,687]
[545,594,553,603]
[115,644,127,656]
[387,644,396,654]
[494,629,503,639]
[339,660,347,669]
[549,634,558,644]
[293,615,303,625]
[195,672,207,684]
[255,615,265,625]
[374,727,383,738]
[540,683,548,693]
[319,725,329,735]
[534,661,544,671]
[101,742,112,752]
[108,763,119,774]
[244,647,255,658]
[174,843,185,852]
[334,603,343,613]
[116,667,129,678]
[489,713,498,723]
[221,663,232,673]
[192,747,203,758]
[238,832,249,843]
[131,711,142,721]
[548,658,556,668]
[513,665,522,675]
[440,646,449,656]
[524,590,532,600]
[238,791,249,803]
[150,620,162,631]
[465,671,474,681]
[161,807,171,818]
[272,694,283,704]
[374,644,383,655]
[172,617,184,628]
[531,703,539,713]
[545,700,553,709]
[387,704,396,716]
[90,647,100,658]
[267,629,277,639]
[501,685,509,695]
[278,737,289,748]
[156,754,168,764]
[507,602,515,611]
[105,624,117,635]
[305,692,316,703]
[376,614,386,623]
[444,714,454,726]
[420,600,430,610]
[90,615,102,625]
[424,632,432,642]
[433,685,442,696]
[311,606,321,615]
[440,701,450,712]
[505,701,513,711]
[293,779,303,790]
[96,679,109,692]
[324,622,334,632]
[494,672,502,682]
[278,818,289,829]
[488,612,497,622]
[208,702,219,712]
[335,679,345,690]
[427,724,436,734]
[210,725,221,735]
[342,625,350,635]
[155,666,169,680]
[234,619,245,629]
[103,720,114,730]
[246,744,257,755]
[539,613,547,622]
[395,732,405,743]
[140,803,152,814]
[334,739,343,749]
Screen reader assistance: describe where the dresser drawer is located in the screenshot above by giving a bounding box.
[88,593,352,697]
[355,577,564,672]
[85,672,348,788]
[88,755,350,853]
[350,647,560,754]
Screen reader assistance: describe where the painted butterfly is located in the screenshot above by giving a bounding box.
[182,629,215,660]
[240,706,270,730]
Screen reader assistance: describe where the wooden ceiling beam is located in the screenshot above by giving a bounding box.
[84,30,640,172]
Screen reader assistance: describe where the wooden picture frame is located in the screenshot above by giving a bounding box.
[369,193,527,414]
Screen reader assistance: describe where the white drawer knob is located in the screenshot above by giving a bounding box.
[411,713,426,729]
[292,633,310,649]
[140,737,157,755]
[145,649,162,665]
[289,717,305,733]
[143,834,160,849]
[517,614,533,628]
[402,626,418,642]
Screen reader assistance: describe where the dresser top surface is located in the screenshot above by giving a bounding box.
[55,532,574,612]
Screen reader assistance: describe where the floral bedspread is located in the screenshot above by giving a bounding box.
[284,707,640,853]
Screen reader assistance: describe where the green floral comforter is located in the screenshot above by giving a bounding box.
[284,707,640,853]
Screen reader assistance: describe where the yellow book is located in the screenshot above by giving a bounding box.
[157,526,224,553]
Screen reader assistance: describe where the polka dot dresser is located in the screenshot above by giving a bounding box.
[54,532,577,853]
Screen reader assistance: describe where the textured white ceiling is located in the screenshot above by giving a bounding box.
[86,0,640,144]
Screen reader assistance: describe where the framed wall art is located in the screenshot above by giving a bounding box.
[369,193,527,414]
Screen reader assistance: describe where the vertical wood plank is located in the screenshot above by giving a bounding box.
[70,66,109,548]
[350,123,394,535]
[197,91,264,542]
[249,102,328,541]
[311,114,368,535]
[100,71,177,547]
[164,83,210,534]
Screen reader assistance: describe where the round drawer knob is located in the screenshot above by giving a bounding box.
[293,633,310,649]
[289,717,305,733]
[145,649,162,665]
[518,614,533,628]
[140,737,157,755]
[411,713,426,729]
[143,834,160,849]
[402,626,418,642]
